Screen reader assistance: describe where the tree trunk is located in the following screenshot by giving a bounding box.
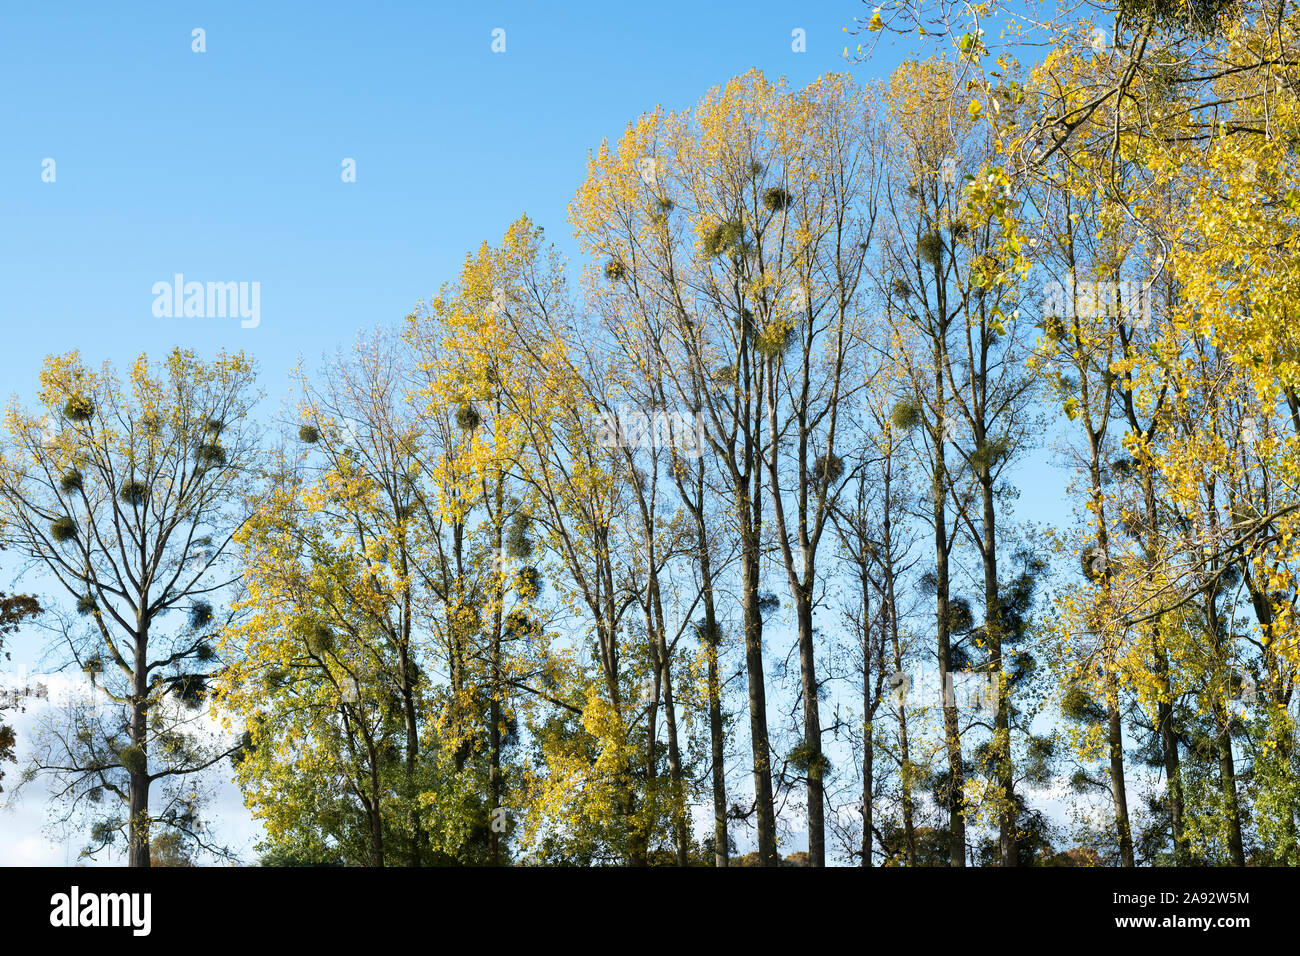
[796,594,825,866]
[489,477,506,866]
[740,509,777,865]
[701,546,729,867]
[1207,588,1246,866]
[861,574,873,868]
[1138,460,1186,862]
[651,582,690,866]
[395,612,423,866]
[128,633,150,868]
[862,717,873,868]
[365,762,385,866]
[979,470,1015,866]
[127,770,151,868]
[1087,438,1133,868]
[368,800,385,867]
[1151,626,1186,863]
[881,453,917,867]
[674,436,729,868]
[1107,675,1135,867]
[933,386,965,866]
[489,658,502,865]
[1215,707,1246,866]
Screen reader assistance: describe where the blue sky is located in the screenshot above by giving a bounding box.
[1,0,906,396]
[0,1,1080,864]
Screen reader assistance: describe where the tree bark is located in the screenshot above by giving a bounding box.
[740,507,777,865]
[1107,676,1136,867]
[128,629,150,868]
[978,468,1016,866]
[932,370,965,867]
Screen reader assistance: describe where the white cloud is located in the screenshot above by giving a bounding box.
[1,669,262,866]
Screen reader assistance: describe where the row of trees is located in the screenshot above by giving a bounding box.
[1,0,1297,864]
